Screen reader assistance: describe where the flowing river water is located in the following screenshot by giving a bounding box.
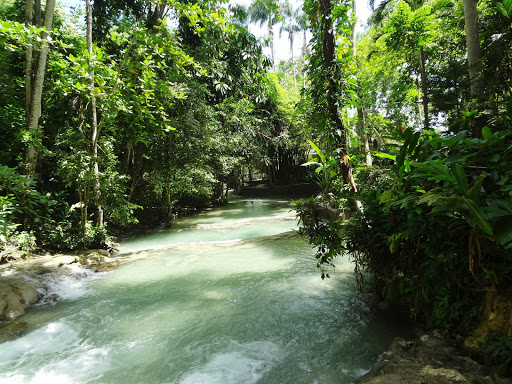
[0,198,407,384]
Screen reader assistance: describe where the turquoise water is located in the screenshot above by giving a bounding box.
[0,198,402,383]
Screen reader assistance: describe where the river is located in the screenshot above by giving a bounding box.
[0,198,405,383]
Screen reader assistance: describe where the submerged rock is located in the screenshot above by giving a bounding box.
[0,321,28,343]
[355,333,512,384]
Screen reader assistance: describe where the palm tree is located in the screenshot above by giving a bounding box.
[279,0,301,84]
[249,0,281,69]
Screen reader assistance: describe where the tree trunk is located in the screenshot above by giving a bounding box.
[25,0,56,178]
[86,0,103,227]
[351,0,357,57]
[148,3,168,31]
[25,0,33,127]
[351,0,372,167]
[419,46,429,130]
[463,0,484,137]
[463,0,483,99]
[269,17,275,69]
[291,33,296,87]
[319,0,360,210]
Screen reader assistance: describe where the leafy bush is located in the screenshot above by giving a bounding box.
[344,126,512,333]
[485,331,512,376]
[297,125,512,335]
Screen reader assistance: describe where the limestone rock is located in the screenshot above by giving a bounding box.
[0,278,41,320]
[0,321,28,343]
[42,255,78,268]
[355,333,512,384]
[420,365,467,382]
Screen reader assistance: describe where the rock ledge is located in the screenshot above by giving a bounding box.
[355,333,512,384]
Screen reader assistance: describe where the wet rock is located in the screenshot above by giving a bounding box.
[0,278,41,320]
[42,255,78,268]
[0,321,28,343]
[419,365,467,382]
[355,333,512,384]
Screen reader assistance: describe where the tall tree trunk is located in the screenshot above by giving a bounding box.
[415,76,423,129]
[351,0,357,57]
[463,0,484,137]
[269,17,275,69]
[463,0,484,99]
[419,46,429,130]
[25,0,56,178]
[291,33,296,86]
[148,2,168,31]
[25,0,33,127]
[302,29,307,88]
[319,0,359,210]
[86,0,103,227]
[351,0,372,166]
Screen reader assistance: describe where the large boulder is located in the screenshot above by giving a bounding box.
[0,278,41,320]
[355,333,512,384]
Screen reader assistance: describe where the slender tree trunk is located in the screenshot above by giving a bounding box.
[463,0,484,137]
[351,0,372,166]
[25,0,56,178]
[86,0,103,227]
[358,108,372,166]
[302,29,307,88]
[34,0,41,27]
[25,0,33,127]
[419,46,429,130]
[291,33,296,86]
[269,18,275,69]
[351,0,357,57]
[31,0,41,72]
[463,0,483,99]
[415,76,423,129]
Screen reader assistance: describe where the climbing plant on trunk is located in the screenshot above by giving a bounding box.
[304,0,358,201]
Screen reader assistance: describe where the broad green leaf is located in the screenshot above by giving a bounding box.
[308,141,326,163]
[462,197,493,235]
[467,173,487,200]
[495,216,512,247]
[452,164,468,194]
[482,206,509,220]
[504,0,512,13]
[379,189,393,205]
[481,126,492,140]
[374,152,396,161]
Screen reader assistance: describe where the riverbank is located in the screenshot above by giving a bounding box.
[355,331,512,384]
[0,247,120,342]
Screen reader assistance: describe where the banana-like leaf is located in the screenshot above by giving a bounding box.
[301,161,323,168]
[495,216,512,247]
[462,197,493,235]
[481,126,493,140]
[504,0,512,13]
[374,152,396,161]
[467,173,487,200]
[452,164,468,194]
[308,140,326,163]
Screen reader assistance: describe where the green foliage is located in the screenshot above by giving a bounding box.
[0,165,57,249]
[341,125,512,334]
[0,0,290,247]
[485,330,512,376]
